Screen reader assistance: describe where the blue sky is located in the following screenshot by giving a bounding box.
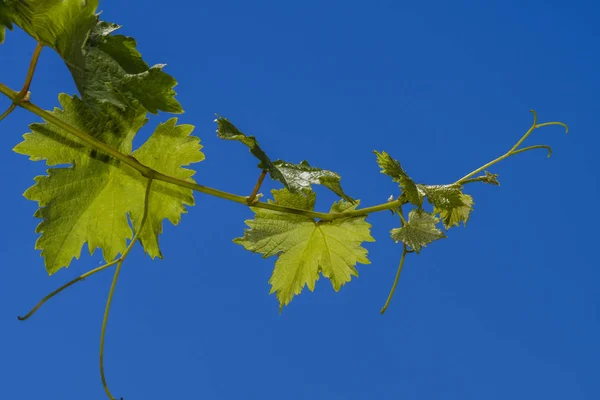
[1,0,598,399]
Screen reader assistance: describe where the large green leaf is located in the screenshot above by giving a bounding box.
[390,210,446,253]
[2,0,181,114]
[374,150,422,207]
[14,94,203,274]
[234,189,374,309]
[216,116,354,202]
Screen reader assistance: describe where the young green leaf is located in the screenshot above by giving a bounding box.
[216,116,354,202]
[419,185,474,229]
[481,171,500,186]
[215,115,275,171]
[271,160,355,203]
[13,95,203,274]
[234,189,374,309]
[4,0,181,114]
[374,150,422,207]
[390,210,446,253]
[437,193,473,229]
[419,184,463,210]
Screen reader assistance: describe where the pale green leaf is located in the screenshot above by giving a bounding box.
[234,189,374,309]
[390,210,446,253]
[374,150,422,207]
[436,193,474,229]
[13,95,203,274]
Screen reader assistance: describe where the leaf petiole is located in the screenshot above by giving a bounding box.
[247,169,267,205]
[0,42,43,122]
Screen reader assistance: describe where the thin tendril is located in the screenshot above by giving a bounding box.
[455,110,569,185]
[510,145,553,158]
[509,110,538,153]
[0,103,16,122]
[380,245,408,314]
[535,121,569,133]
[17,260,119,321]
[100,178,153,400]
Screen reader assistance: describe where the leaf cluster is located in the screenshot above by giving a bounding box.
[0,2,568,398]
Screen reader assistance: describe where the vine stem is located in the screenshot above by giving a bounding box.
[0,83,567,223]
[0,81,401,220]
[0,42,43,122]
[100,178,153,400]
[380,245,409,314]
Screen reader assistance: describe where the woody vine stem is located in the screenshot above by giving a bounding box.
[1,39,567,400]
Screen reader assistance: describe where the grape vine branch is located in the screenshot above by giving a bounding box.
[0,2,568,399]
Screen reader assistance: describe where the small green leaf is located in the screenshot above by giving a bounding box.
[215,115,275,171]
[436,193,473,229]
[419,185,474,229]
[272,160,355,203]
[234,189,374,310]
[14,95,203,274]
[374,150,422,207]
[390,210,446,253]
[419,184,463,210]
[216,116,353,201]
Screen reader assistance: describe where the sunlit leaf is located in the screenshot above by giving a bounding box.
[234,189,374,309]
[14,95,203,274]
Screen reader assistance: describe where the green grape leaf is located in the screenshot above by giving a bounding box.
[4,0,181,114]
[13,94,203,274]
[234,189,374,310]
[419,184,474,229]
[419,184,463,210]
[437,193,473,229]
[374,150,422,207]
[390,210,446,253]
[216,116,353,201]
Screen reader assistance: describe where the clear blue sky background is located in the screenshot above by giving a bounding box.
[1,1,598,399]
